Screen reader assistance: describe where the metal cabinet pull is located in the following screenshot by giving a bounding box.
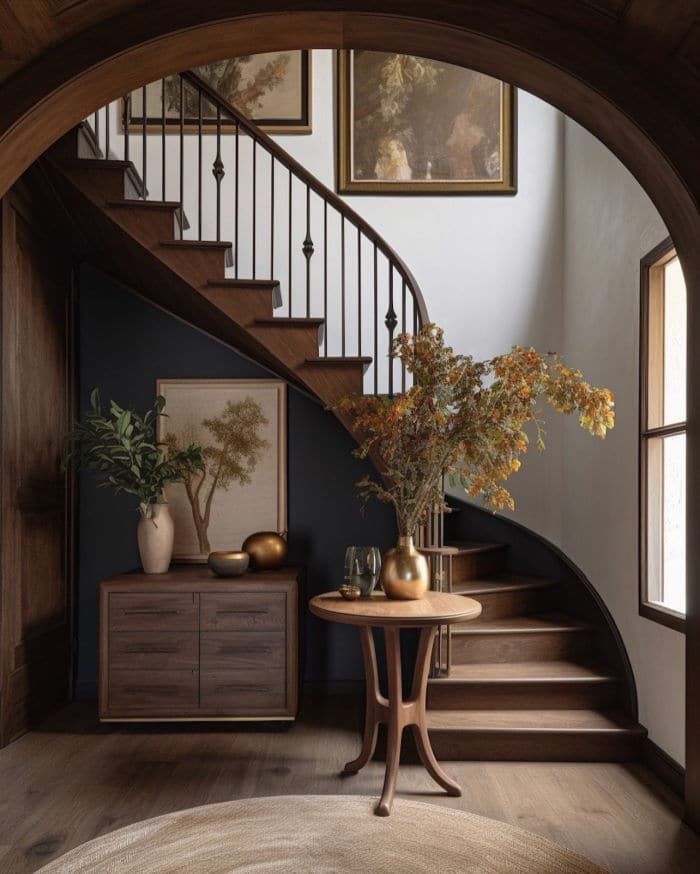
[123,609,179,616]
[216,685,270,693]
[125,646,178,654]
[215,608,269,615]
[219,645,272,655]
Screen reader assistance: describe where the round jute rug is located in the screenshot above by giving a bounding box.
[38,795,606,873]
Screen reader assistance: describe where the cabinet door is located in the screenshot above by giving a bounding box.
[200,631,286,671]
[200,593,286,631]
[200,669,286,711]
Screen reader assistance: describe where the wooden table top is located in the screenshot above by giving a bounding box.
[309,591,481,627]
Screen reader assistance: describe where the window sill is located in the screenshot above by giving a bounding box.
[640,601,686,633]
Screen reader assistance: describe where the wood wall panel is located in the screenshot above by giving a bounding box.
[0,184,74,747]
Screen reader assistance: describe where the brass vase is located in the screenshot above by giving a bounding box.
[380,535,430,600]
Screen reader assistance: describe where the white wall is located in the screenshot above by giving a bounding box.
[560,118,684,764]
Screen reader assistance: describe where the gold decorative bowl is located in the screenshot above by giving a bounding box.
[208,551,250,577]
[338,584,362,601]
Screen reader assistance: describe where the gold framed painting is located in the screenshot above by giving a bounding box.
[156,379,287,562]
[127,50,312,134]
[337,50,516,194]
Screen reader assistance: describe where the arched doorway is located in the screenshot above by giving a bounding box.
[0,2,698,828]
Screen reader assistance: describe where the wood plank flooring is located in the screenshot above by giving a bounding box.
[0,696,697,873]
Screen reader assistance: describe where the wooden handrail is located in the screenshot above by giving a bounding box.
[180,69,429,328]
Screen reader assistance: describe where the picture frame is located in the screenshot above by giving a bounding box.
[126,50,312,135]
[156,379,287,562]
[337,50,517,194]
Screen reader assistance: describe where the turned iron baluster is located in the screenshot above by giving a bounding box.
[105,104,110,162]
[197,89,203,238]
[341,216,346,356]
[270,154,275,279]
[123,93,131,163]
[357,228,362,357]
[401,279,407,392]
[323,201,328,356]
[234,119,239,277]
[252,138,257,278]
[373,244,379,395]
[386,265,397,397]
[213,105,224,242]
[288,169,293,315]
[303,185,313,317]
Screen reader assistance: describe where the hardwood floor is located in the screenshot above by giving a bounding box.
[0,695,697,873]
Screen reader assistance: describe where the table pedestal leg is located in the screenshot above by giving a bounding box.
[343,626,387,775]
[344,623,462,816]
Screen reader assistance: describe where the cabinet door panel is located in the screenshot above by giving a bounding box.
[109,593,198,631]
[200,631,285,671]
[200,669,285,710]
[200,593,285,631]
[108,669,198,711]
[110,631,198,671]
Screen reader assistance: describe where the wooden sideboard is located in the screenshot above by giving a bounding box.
[99,565,300,723]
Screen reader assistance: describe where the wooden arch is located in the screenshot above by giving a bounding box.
[0,0,698,827]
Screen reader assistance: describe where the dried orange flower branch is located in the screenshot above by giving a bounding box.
[337,324,614,537]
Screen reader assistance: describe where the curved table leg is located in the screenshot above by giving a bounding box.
[376,626,403,816]
[343,627,387,775]
[410,626,462,797]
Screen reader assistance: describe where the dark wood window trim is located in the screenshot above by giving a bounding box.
[639,236,686,634]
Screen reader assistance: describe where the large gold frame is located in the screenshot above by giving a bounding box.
[337,50,517,195]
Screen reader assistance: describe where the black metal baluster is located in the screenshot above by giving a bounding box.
[234,120,239,277]
[179,77,184,238]
[141,85,147,199]
[213,105,224,242]
[270,154,275,279]
[94,110,99,151]
[341,217,346,357]
[357,229,362,357]
[105,103,111,160]
[373,244,378,395]
[303,185,313,317]
[123,93,130,164]
[401,279,407,393]
[252,138,257,278]
[323,202,328,356]
[198,90,203,239]
[161,79,166,200]
[288,169,292,316]
[386,264,397,397]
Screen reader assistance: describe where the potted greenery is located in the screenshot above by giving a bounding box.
[66,390,203,573]
[338,324,615,599]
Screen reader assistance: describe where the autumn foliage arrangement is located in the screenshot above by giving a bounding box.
[338,324,615,537]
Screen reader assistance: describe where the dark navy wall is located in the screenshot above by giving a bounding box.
[76,263,396,692]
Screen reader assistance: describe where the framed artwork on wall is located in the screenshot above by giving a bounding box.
[156,379,287,561]
[126,50,312,134]
[337,50,516,194]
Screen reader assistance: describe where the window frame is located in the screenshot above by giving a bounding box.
[639,236,686,633]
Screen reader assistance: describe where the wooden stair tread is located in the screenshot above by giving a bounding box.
[160,239,232,249]
[453,612,593,634]
[432,660,617,683]
[305,355,372,364]
[255,317,324,326]
[206,278,279,288]
[444,541,506,555]
[427,709,643,733]
[107,199,182,210]
[452,574,556,596]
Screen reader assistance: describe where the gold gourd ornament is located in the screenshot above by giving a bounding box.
[241,531,288,570]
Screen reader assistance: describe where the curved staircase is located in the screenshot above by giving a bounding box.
[42,69,645,761]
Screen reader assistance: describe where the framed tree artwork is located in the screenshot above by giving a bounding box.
[337,50,516,194]
[156,379,287,561]
[127,50,312,134]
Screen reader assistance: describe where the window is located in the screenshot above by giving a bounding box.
[640,239,686,632]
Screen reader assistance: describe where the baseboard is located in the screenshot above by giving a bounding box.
[643,738,685,798]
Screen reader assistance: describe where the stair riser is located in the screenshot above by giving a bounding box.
[426,729,644,762]
[107,206,177,241]
[157,246,228,281]
[63,165,127,202]
[249,324,321,363]
[452,549,506,582]
[451,630,594,663]
[427,680,619,710]
[202,288,275,324]
[457,586,552,620]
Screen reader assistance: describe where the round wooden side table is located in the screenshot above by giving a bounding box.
[309,590,482,816]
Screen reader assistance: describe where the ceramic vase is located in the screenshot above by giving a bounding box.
[380,535,430,600]
[137,502,175,574]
